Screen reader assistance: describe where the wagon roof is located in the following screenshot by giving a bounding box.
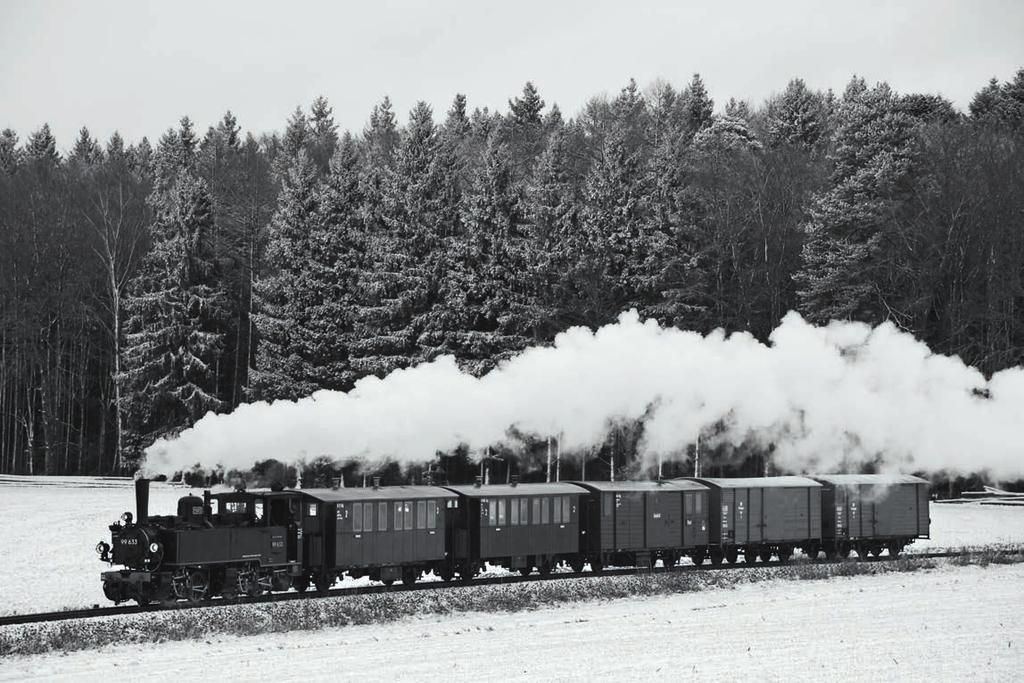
[301,486,456,502]
[809,474,929,486]
[680,476,822,489]
[443,483,587,497]
[570,480,708,492]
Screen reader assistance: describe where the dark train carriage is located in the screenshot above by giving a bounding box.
[684,476,822,563]
[810,474,930,558]
[572,480,710,569]
[301,486,456,586]
[443,482,584,576]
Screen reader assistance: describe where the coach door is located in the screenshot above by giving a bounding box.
[303,500,324,567]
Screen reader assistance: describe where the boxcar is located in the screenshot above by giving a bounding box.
[572,480,710,569]
[684,476,823,564]
[301,486,457,587]
[443,482,584,576]
[810,474,930,558]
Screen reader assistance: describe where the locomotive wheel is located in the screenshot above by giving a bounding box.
[691,549,706,566]
[186,570,210,602]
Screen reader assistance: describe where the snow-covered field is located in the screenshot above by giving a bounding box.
[1,475,1023,616]
[2,561,1022,681]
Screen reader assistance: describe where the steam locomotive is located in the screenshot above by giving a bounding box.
[98,474,930,605]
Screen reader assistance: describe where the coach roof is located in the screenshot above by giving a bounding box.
[809,474,929,486]
[443,483,586,497]
[572,480,708,492]
[301,486,456,502]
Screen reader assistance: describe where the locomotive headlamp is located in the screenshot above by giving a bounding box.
[120,511,133,525]
[96,541,109,555]
[149,542,160,553]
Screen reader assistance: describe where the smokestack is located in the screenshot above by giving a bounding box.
[135,478,150,524]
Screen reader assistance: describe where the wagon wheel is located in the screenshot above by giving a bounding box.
[803,543,819,560]
[724,547,739,564]
[458,561,477,583]
[591,557,604,573]
[759,547,773,563]
[691,549,706,566]
[315,573,334,593]
[777,546,793,563]
[838,543,851,559]
[709,549,724,566]
[293,575,309,593]
[743,548,757,566]
[539,560,553,576]
[569,557,586,573]
[438,566,455,582]
[382,579,395,586]
[662,551,677,569]
[856,543,872,560]
[519,567,532,577]
[887,541,902,558]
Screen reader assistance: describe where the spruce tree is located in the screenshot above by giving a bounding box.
[795,80,919,324]
[763,78,829,150]
[120,173,228,457]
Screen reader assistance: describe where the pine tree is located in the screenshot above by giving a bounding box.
[120,173,229,457]
[509,81,545,126]
[795,80,919,324]
[25,124,59,164]
[69,126,103,167]
[679,74,715,140]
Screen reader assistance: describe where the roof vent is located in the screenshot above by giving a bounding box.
[373,477,381,490]
[474,475,483,488]
[510,474,519,487]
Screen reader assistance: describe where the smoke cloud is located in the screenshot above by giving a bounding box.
[142,311,1024,480]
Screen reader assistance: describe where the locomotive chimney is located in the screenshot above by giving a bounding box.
[135,477,150,524]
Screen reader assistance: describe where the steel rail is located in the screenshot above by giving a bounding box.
[1,547,1018,628]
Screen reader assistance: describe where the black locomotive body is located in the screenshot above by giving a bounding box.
[98,474,931,604]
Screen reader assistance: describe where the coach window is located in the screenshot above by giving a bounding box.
[532,498,541,525]
[395,502,403,530]
[511,498,520,525]
[379,502,388,531]
[521,498,529,525]
[685,494,694,515]
[353,502,362,532]
[487,499,496,526]
[416,500,427,529]
[404,501,414,530]
[553,497,562,524]
[364,502,373,532]
[308,503,318,517]
[427,500,437,530]
[497,499,507,526]
[695,494,703,514]
[542,497,550,524]
[603,493,613,517]
[563,496,572,523]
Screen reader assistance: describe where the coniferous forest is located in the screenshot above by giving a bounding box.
[1,71,1024,481]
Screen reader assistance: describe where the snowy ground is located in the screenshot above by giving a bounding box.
[2,561,1022,681]
[1,475,1023,616]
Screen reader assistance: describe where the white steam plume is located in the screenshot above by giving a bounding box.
[142,311,1024,479]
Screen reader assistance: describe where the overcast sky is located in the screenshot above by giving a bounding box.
[2,0,1023,148]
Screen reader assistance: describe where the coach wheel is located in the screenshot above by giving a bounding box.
[709,549,724,566]
[569,557,586,573]
[856,543,872,559]
[519,567,532,577]
[663,551,677,569]
[838,543,851,559]
[315,574,333,593]
[804,543,820,560]
[887,541,902,558]
[759,547,773,563]
[438,566,455,582]
[691,549,706,566]
[293,575,309,593]
[591,557,604,573]
[539,560,553,576]
[401,567,419,587]
[724,548,739,565]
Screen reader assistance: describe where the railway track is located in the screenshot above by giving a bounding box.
[1,547,1017,628]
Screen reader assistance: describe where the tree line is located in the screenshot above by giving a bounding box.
[1,70,1023,479]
